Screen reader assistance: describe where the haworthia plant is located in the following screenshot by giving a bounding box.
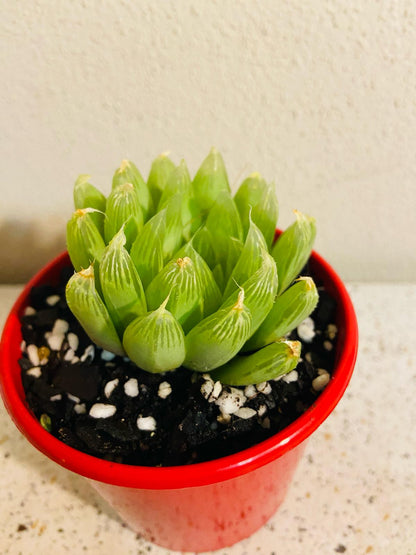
[65,149,318,385]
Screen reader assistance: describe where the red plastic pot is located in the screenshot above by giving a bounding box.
[0,247,358,552]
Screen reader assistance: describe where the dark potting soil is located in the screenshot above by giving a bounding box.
[19,265,338,466]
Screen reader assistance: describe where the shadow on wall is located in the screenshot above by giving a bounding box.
[0,218,66,283]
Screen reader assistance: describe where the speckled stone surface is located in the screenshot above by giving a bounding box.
[0,283,415,555]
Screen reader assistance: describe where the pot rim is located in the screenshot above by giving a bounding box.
[0,245,358,490]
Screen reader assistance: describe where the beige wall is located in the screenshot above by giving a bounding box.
[1,1,415,283]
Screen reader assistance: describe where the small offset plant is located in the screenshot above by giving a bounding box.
[66,149,318,386]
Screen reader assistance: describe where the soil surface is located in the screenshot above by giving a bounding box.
[20,265,338,466]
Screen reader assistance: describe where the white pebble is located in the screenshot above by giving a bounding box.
[52,319,69,335]
[67,393,81,404]
[89,403,117,418]
[74,403,87,414]
[323,340,333,351]
[24,306,36,316]
[283,370,299,384]
[257,404,267,417]
[67,332,79,352]
[71,356,80,364]
[20,340,26,351]
[312,370,330,392]
[297,317,316,343]
[215,388,247,415]
[235,407,257,419]
[158,381,172,399]
[244,384,257,399]
[124,378,139,397]
[137,415,157,431]
[101,350,116,361]
[256,382,272,395]
[26,367,41,378]
[201,380,214,399]
[46,332,65,351]
[64,348,76,361]
[211,381,222,400]
[81,345,95,362]
[46,294,60,306]
[26,344,40,366]
[104,378,119,398]
[50,394,62,402]
[327,323,338,340]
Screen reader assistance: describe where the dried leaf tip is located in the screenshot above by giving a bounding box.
[284,340,301,358]
[176,256,191,269]
[78,265,95,279]
[118,159,131,172]
[233,288,245,311]
[295,276,315,290]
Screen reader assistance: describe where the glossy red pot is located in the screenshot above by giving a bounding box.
[0,247,358,552]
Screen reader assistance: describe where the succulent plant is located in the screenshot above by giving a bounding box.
[65,148,318,385]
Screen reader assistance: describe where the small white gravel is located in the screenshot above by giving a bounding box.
[211,381,222,400]
[52,319,69,335]
[312,370,330,391]
[80,345,95,362]
[26,344,40,366]
[244,384,257,399]
[137,415,157,431]
[101,350,116,361]
[257,404,267,417]
[256,382,272,395]
[201,380,214,399]
[283,370,299,384]
[74,403,87,414]
[124,378,139,397]
[71,356,80,364]
[158,381,172,399]
[327,323,338,340]
[26,367,41,378]
[323,340,333,351]
[215,387,247,415]
[50,394,62,402]
[67,393,81,404]
[46,332,65,351]
[297,317,316,342]
[67,332,79,352]
[104,378,119,398]
[235,407,257,419]
[64,348,76,361]
[23,306,36,316]
[89,403,117,418]
[46,295,60,306]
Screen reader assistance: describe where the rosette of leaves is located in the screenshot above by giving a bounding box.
[66,149,319,385]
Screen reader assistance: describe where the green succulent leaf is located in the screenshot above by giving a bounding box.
[66,208,106,272]
[177,242,222,317]
[147,151,176,207]
[123,296,186,373]
[104,183,143,247]
[183,289,252,372]
[99,228,147,335]
[222,250,278,335]
[130,208,166,290]
[112,159,153,219]
[234,172,279,249]
[191,226,216,269]
[244,276,318,351]
[192,147,230,212]
[65,265,125,356]
[145,255,204,334]
[211,340,301,386]
[222,219,268,300]
[271,210,316,295]
[73,175,106,235]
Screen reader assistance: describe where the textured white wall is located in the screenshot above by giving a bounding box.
[1,1,415,282]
